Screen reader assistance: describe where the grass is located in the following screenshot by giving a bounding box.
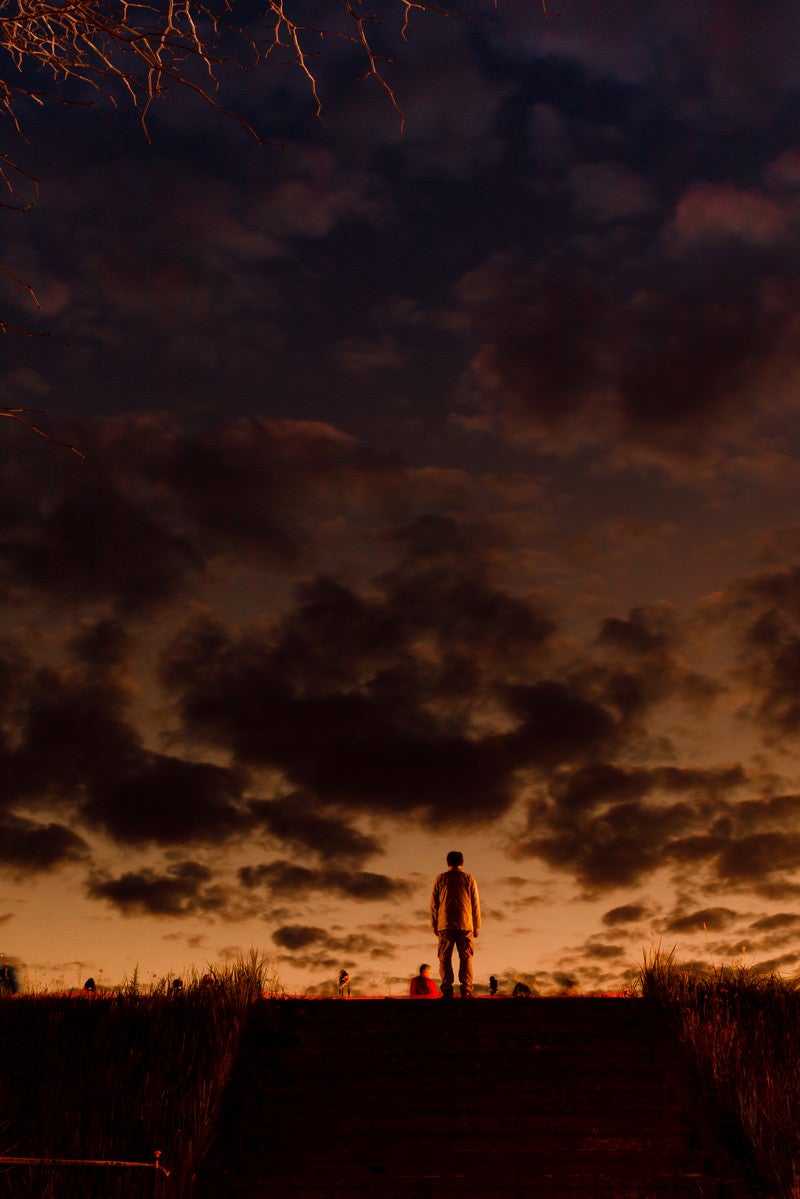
[0,950,282,1199]
[639,945,800,1198]
[15,945,799,1196]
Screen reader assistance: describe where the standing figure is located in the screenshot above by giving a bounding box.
[338,969,350,998]
[430,851,481,999]
[0,963,18,995]
[409,963,438,997]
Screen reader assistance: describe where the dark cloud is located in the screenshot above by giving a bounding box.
[583,942,625,961]
[614,250,789,461]
[377,563,556,669]
[547,763,651,813]
[0,665,141,807]
[710,566,800,739]
[457,263,622,445]
[0,656,248,848]
[271,925,397,971]
[453,190,800,469]
[0,419,313,614]
[749,952,800,975]
[514,762,751,890]
[504,679,635,767]
[745,881,800,901]
[0,481,202,614]
[382,513,480,561]
[248,794,380,864]
[272,925,327,951]
[716,832,800,885]
[139,418,374,564]
[661,834,727,867]
[67,618,132,673]
[494,1,800,124]
[518,797,698,889]
[602,903,648,927]
[712,792,800,838]
[4,0,800,991]
[155,560,728,837]
[159,576,557,825]
[0,816,88,875]
[664,906,738,934]
[88,861,224,917]
[0,642,36,762]
[84,754,246,846]
[596,605,681,656]
[239,860,411,901]
[748,913,800,933]
[0,416,498,618]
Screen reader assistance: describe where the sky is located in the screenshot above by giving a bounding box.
[3,0,800,995]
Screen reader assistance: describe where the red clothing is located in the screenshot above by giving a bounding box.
[410,974,438,997]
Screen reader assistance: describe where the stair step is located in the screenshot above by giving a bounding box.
[195,998,752,1199]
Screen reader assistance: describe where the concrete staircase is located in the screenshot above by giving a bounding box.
[196,998,756,1199]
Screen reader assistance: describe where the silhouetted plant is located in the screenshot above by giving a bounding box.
[0,950,282,1198]
[639,945,800,1197]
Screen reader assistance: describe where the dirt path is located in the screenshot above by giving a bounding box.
[196,997,757,1198]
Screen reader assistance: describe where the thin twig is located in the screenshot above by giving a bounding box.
[0,408,85,457]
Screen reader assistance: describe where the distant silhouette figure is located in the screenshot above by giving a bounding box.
[338,969,350,998]
[512,982,532,998]
[489,975,498,997]
[171,978,184,992]
[0,963,18,995]
[430,850,481,999]
[83,977,96,993]
[409,963,438,997]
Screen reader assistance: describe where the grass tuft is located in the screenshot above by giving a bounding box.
[0,950,282,1198]
[639,944,800,1198]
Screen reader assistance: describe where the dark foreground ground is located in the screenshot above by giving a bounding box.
[196,997,761,1199]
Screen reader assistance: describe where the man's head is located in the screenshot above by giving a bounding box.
[447,850,464,868]
[419,964,431,978]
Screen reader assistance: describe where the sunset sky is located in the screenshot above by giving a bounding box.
[3,0,800,995]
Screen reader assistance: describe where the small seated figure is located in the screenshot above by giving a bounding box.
[512,981,532,998]
[409,963,438,998]
[83,977,96,993]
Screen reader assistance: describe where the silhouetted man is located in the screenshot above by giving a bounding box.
[430,850,481,999]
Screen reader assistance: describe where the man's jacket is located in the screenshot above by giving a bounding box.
[430,867,481,934]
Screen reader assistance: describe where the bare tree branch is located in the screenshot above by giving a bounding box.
[0,407,84,456]
[0,0,467,138]
[0,0,482,455]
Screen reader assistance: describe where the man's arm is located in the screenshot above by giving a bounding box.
[471,877,481,937]
[430,877,440,933]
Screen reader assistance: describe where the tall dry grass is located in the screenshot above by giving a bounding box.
[639,945,800,1198]
[0,950,282,1198]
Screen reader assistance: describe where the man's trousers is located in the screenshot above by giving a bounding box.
[437,929,474,997]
